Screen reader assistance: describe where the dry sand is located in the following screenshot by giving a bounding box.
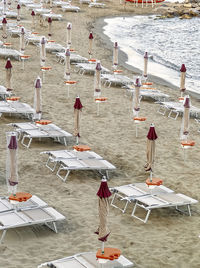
[0,1,200,267]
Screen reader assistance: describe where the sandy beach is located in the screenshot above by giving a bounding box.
[0,1,200,267]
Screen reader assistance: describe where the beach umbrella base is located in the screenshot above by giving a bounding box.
[96,247,121,262]
[73,144,91,151]
[133,117,146,137]
[95,97,108,116]
[9,192,32,203]
[20,55,31,70]
[64,81,77,98]
[41,66,52,83]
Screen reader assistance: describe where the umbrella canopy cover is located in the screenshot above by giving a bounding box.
[5,58,12,91]
[34,76,42,119]
[94,61,102,97]
[40,37,46,67]
[6,132,18,194]
[180,64,186,93]
[48,17,52,38]
[88,32,93,57]
[20,27,25,53]
[145,124,157,171]
[64,48,70,80]
[180,95,190,140]
[95,178,112,242]
[113,42,118,69]
[66,22,72,46]
[133,77,141,116]
[143,52,148,78]
[2,16,7,40]
[74,96,83,138]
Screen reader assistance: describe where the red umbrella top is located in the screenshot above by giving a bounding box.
[114,41,118,49]
[74,96,83,110]
[96,61,102,71]
[31,10,35,16]
[48,17,52,23]
[65,48,70,57]
[8,135,17,149]
[5,58,12,69]
[180,64,186,73]
[2,17,7,24]
[97,178,111,198]
[89,32,93,39]
[184,96,190,108]
[147,123,158,140]
[144,51,148,59]
[21,27,25,34]
[67,22,72,30]
[17,4,21,9]
[35,77,42,88]
[134,77,141,87]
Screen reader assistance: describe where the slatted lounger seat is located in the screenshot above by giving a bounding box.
[61,4,80,12]
[101,73,133,87]
[42,13,63,21]
[56,52,88,64]
[42,149,103,171]
[76,63,110,75]
[38,251,134,268]
[45,42,65,53]
[0,101,34,119]
[0,86,11,99]
[56,158,116,181]
[11,122,73,148]
[0,48,22,60]
[0,206,65,243]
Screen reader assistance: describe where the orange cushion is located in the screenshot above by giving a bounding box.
[65,81,77,85]
[41,66,52,70]
[35,120,52,125]
[9,192,32,202]
[95,97,107,102]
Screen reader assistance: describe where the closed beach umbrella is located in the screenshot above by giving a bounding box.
[133,77,141,116]
[20,27,25,53]
[94,61,101,97]
[5,58,12,91]
[2,16,7,41]
[180,64,186,97]
[31,10,35,30]
[180,96,190,140]
[34,76,42,120]
[145,123,158,172]
[17,4,21,22]
[48,17,52,39]
[66,22,72,47]
[143,51,148,79]
[74,96,83,144]
[64,48,70,80]
[113,42,118,70]
[95,177,112,254]
[40,37,46,67]
[6,133,18,195]
[88,32,93,59]
[3,0,6,14]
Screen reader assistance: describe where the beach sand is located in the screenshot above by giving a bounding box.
[0,1,200,267]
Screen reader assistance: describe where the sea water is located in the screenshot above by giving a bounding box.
[103,16,200,97]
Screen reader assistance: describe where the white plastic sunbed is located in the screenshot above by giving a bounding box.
[89,1,105,8]
[25,34,47,45]
[11,122,73,148]
[0,195,48,213]
[42,13,63,21]
[41,149,103,171]
[101,73,133,88]
[34,8,51,15]
[0,48,22,60]
[38,251,134,268]
[157,101,200,120]
[45,42,65,53]
[111,183,198,223]
[57,158,116,181]
[56,52,88,64]
[0,101,34,119]
[0,206,65,243]
[76,62,110,75]
[61,3,80,12]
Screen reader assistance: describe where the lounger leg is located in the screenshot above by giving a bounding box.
[131,202,151,223]
[110,192,130,213]
[21,135,32,148]
[157,105,167,116]
[45,222,58,233]
[46,157,58,172]
[0,230,7,244]
[57,165,70,182]
[176,205,192,216]
[105,170,109,180]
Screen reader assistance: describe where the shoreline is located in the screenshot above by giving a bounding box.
[94,14,200,100]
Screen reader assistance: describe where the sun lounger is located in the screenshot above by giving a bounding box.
[42,13,62,21]
[0,206,65,243]
[61,4,80,12]
[89,1,105,8]
[0,48,22,60]
[101,74,133,87]
[111,183,174,213]
[25,3,42,9]
[0,195,48,213]
[53,0,66,7]
[34,8,51,15]
[45,42,65,53]
[19,0,34,6]
[41,149,103,171]
[157,101,200,119]
[56,52,88,64]
[76,63,110,75]
[38,251,134,268]
[80,0,91,4]
[0,101,34,119]
[3,11,18,18]
[8,26,29,37]
[11,122,73,148]
[0,85,11,99]
[56,158,116,181]
[25,34,47,45]
[132,192,198,223]
[111,183,198,223]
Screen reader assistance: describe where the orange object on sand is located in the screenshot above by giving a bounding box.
[142,82,153,86]
[64,81,77,85]
[41,66,52,71]
[73,144,91,152]
[47,40,55,43]
[96,248,121,261]
[6,97,20,101]
[178,97,184,101]
[32,32,39,35]
[141,87,156,90]
[95,97,108,102]
[146,178,163,186]
[9,192,32,202]
[113,70,123,74]
[181,141,195,147]
[20,55,31,59]
[4,42,12,46]
[36,120,52,125]
[88,59,96,63]
[70,49,76,52]
[134,117,146,121]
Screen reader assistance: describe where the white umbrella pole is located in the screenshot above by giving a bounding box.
[67,84,69,98]
[76,136,79,145]
[22,59,25,70]
[101,242,104,254]
[136,124,138,138]
[42,71,45,83]
[97,102,100,116]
